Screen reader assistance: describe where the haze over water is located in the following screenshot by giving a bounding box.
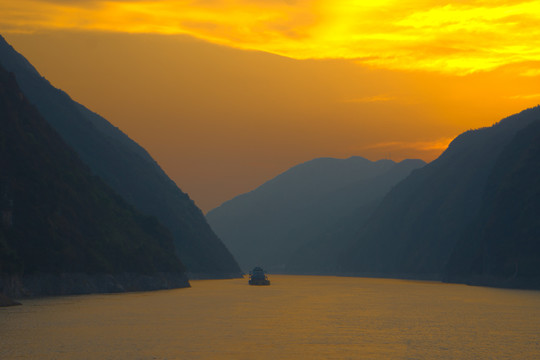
[2,275,540,359]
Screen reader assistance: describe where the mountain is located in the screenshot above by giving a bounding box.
[206,157,425,272]
[0,63,188,297]
[340,106,540,280]
[444,114,540,288]
[0,35,241,278]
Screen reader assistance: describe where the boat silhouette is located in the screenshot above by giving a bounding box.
[248,267,271,285]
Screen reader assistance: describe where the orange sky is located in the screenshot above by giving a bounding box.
[1,0,539,211]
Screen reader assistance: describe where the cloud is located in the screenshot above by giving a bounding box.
[1,0,540,74]
[520,68,540,77]
[363,138,455,152]
[508,93,540,100]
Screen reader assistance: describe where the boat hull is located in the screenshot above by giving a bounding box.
[249,279,271,286]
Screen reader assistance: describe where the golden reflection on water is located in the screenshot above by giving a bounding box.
[1,275,540,359]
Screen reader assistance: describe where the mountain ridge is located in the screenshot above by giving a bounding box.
[443,111,540,288]
[207,156,425,272]
[341,106,540,280]
[0,35,241,278]
[0,63,189,298]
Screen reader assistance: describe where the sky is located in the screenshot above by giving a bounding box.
[1,0,539,211]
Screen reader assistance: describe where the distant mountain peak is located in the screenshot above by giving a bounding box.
[207,156,425,272]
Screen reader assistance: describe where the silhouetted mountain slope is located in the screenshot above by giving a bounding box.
[341,106,540,278]
[0,64,188,296]
[0,35,241,277]
[207,157,425,272]
[444,112,540,288]
[287,159,426,274]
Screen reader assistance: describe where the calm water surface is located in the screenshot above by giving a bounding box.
[1,275,540,359]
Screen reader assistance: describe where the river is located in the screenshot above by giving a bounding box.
[1,275,539,359]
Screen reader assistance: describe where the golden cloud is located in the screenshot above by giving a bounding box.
[508,93,540,100]
[363,138,455,152]
[1,0,540,74]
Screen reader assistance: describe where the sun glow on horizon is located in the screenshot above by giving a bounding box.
[1,0,540,75]
[1,1,539,210]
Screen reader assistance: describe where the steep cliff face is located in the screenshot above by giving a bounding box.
[207,157,425,272]
[444,113,540,288]
[341,106,540,279]
[0,63,189,297]
[0,35,241,277]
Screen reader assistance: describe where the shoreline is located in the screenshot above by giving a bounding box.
[0,272,190,299]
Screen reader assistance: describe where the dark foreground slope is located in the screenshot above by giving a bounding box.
[0,64,188,298]
[0,35,240,277]
[207,157,425,272]
[341,106,540,281]
[444,114,540,288]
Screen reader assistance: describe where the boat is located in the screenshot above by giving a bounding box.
[248,267,271,285]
